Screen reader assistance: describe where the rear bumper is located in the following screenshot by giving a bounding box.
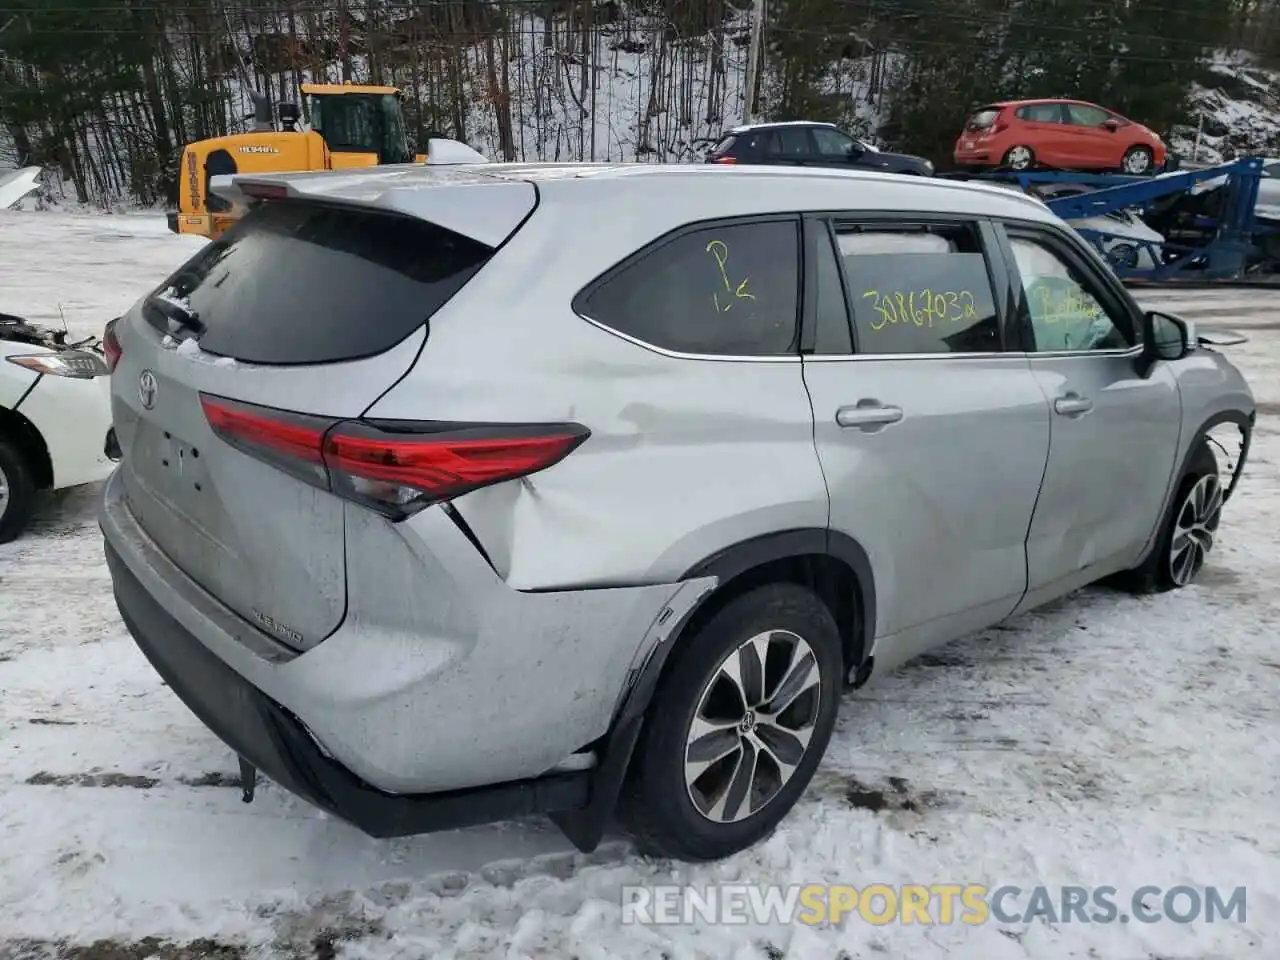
[99,464,707,836]
[105,533,592,838]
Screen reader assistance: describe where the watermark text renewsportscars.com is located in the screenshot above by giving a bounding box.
[620,883,1247,927]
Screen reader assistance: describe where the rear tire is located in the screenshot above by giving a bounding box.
[1123,441,1220,594]
[1003,145,1036,171]
[619,583,842,861]
[1122,145,1155,175]
[0,436,38,544]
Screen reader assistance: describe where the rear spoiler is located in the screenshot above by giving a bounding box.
[210,137,490,208]
[207,139,534,247]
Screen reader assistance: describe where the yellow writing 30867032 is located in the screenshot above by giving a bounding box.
[862,289,977,331]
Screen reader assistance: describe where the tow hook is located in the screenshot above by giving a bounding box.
[238,755,257,803]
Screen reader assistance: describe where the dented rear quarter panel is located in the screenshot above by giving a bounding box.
[360,185,831,590]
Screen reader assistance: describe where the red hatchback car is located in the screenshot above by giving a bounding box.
[953,99,1167,175]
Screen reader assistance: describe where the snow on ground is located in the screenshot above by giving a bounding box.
[1,210,1279,959]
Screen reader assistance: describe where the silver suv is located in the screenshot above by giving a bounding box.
[100,162,1255,862]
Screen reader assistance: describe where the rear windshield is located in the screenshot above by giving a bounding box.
[146,200,493,365]
[965,108,1001,130]
[711,134,737,155]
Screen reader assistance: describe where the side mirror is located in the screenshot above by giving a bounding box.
[1102,118,1120,131]
[1140,310,1190,371]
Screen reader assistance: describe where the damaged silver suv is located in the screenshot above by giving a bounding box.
[101,161,1254,861]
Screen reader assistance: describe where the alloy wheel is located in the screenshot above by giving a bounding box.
[0,463,9,521]
[1124,149,1152,174]
[1006,146,1033,170]
[683,629,823,824]
[1169,473,1223,586]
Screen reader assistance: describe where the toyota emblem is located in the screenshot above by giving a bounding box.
[138,370,158,410]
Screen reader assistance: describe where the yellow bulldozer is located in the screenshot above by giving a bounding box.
[169,83,438,239]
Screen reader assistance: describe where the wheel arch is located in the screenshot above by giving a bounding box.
[550,527,878,852]
[1135,408,1253,568]
[1179,409,1252,504]
[0,404,54,489]
[680,528,876,671]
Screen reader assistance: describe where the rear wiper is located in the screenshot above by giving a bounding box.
[146,292,205,335]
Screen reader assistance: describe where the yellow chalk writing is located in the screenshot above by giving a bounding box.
[1029,281,1105,326]
[706,239,756,313]
[862,289,979,331]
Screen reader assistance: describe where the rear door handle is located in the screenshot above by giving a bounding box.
[836,402,904,429]
[1054,394,1093,416]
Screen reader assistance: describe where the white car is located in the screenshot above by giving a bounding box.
[0,313,116,542]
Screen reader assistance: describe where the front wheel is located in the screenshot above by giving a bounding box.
[1124,442,1221,593]
[0,436,38,544]
[619,582,843,861]
[1122,145,1155,175]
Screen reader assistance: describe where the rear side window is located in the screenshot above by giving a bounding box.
[767,128,811,157]
[965,108,1001,130]
[1016,102,1064,123]
[833,222,1001,355]
[148,200,492,365]
[576,218,800,356]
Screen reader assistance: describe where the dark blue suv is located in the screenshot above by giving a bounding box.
[707,121,934,176]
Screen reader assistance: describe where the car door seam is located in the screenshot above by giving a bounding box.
[1021,356,1055,601]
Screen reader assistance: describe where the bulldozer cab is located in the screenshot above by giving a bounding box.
[303,84,413,167]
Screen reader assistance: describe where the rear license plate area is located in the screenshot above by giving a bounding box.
[132,422,211,512]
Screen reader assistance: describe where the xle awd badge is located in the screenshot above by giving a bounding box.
[138,370,157,410]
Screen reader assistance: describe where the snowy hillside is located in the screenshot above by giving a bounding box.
[3,12,1280,210]
[1169,53,1280,163]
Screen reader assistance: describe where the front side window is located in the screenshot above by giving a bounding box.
[834,222,1001,355]
[813,128,856,157]
[1066,103,1111,127]
[311,94,411,163]
[576,219,800,356]
[377,95,413,164]
[1008,236,1130,352]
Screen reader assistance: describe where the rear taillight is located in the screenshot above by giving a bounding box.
[200,394,589,519]
[711,156,737,164]
[103,318,122,373]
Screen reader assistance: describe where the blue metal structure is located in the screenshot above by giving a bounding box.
[941,157,1275,282]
